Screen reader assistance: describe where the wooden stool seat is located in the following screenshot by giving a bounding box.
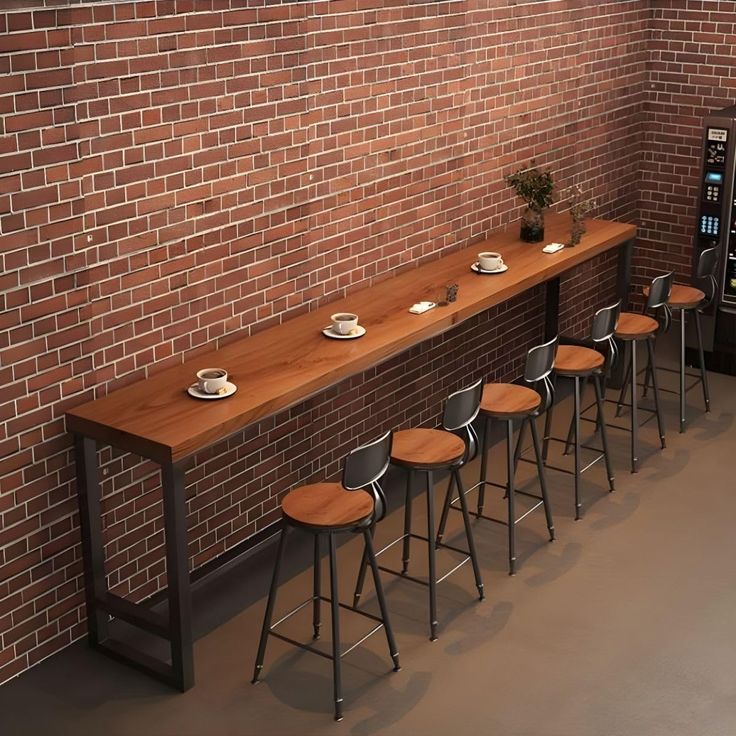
[615,312,659,340]
[669,284,705,309]
[553,345,605,375]
[281,483,374,530]
[480,383,541,417]
[643,283,705,309]
[390,428,465,468]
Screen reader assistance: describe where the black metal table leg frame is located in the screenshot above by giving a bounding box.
[252,528,288,684]
[401,471,413,574]
[453,468,485,601]
[506,419,516,576]
[361,529,401,673]
[328,533,343,721]
[645,337,666,450]
[425,470,439,641]
[162,461,194,691]
[313,534,321,640]
[74,435,110,647]
[545,277,561,342]
[693,309,711,412]
[592,374,615,492]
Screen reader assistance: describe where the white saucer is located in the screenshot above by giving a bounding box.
[471,262,509,275]
[322,325,367,340]
[187,381,237,400]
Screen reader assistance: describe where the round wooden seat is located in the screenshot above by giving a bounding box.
[281,482,374,530]
[553,344,605,375]
[480,383,541,417]
[643,283,705,309]
[668,284,705,309]
[614,312,659,340]
[390,428,465,469]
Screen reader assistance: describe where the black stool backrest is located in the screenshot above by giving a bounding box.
[645,271,674,309]
[442,377,483,463]
[342,430,392,522]
[591,299,621,371]
[645,271,674,331]
[524,336,558,413]
[696,246,719,308]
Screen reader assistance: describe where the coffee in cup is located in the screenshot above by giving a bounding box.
[196,368,228,394]
[478,252,504,271]
[330,312,359,335]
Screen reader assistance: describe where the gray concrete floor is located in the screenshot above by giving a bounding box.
[2,334,736,736]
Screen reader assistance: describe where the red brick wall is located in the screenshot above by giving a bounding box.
[0,0,649,684]
[637,0,736,295]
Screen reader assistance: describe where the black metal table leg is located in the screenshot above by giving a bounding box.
[616,238,634,310]
[162,461,194,691]
[74,435,109,646]
[545,277,561,342]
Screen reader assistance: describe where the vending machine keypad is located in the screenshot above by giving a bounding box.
[700,215,720,236]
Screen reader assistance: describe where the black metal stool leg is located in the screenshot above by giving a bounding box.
[313,533,321,639]
[529,416,555,541]
[477,416,490,517]
[646,337,666,449]
[362,529,401,672]
[513,414,527,475]
[401,471,413,574]
[351,523,371,608]
[616,349,632,418]
[453,468,485,600]
[593,373,615,492]
[564,375,587,456]
[630,340,638,473]
[679,308,686,432]
[425,470,438,640]
[252,527,288,684]
[506,419,516,575]
[542,373,557,461]
[328,533,343,721]
[694,308,711,412]
[435,470,455,546]
[573,376,582,519]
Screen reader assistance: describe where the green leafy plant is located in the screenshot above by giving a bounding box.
[505,164,555,211]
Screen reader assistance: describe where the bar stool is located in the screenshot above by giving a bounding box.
[641,247,718,432]
[614,272,672,473]
[251,431,400,722]
[353,380,485,642]
[541,302,620,520]
[437,338,558,576]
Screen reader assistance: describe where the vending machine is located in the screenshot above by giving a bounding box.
[687,104,736,374]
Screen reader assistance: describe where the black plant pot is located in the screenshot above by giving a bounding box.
[519,206,545,243]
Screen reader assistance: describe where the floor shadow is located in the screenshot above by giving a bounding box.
[443,600,514,656]
[589,491,641,532]
[523,542,584,588]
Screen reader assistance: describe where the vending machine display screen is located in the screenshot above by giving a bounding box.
[706,171,724,183]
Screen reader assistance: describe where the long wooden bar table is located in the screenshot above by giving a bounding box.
[66,212,636,690]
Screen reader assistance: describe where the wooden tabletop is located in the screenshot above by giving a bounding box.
[66,213,636,464]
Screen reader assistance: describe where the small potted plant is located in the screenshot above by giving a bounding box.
[565,184,596,246]
[505,163,555,242]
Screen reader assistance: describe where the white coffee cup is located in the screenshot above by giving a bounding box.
[478,252,504,271]
[196,368,228,394]
[330,312,359,335]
